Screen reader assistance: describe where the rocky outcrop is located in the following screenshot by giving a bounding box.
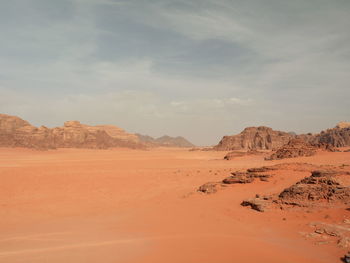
[215,122,350,153]
[214,126,294,151]
[266,138,317,160]
[136,134,195,148]
[296,122,350,148]
[309,126,350,148]
[278,170,350,206]
[0,114,145,150]
[240,165,350,214]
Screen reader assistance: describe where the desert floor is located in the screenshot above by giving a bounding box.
[0,147,349,263]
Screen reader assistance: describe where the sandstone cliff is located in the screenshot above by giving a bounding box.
[308,126,350,148]
[214,126,293,151]
[0,114,145,150]
[215,122,350,152]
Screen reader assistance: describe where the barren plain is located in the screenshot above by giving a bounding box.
[1,147,350,263]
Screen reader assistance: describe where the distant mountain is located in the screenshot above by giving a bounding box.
[136,134,195,148]
[0,114,145,150]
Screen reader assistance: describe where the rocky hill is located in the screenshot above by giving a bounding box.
[136,134,195,148]
[307,124,350,148]
[0,114,145,150]
[214,126,293,151]
[214,122,350,152]
[266,138,317,160]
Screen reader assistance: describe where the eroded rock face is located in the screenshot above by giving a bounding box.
[214,126,294,151]
[266,138,317,160]
[311,127,350,148]
[215,122,350,153]
[0,114,145,150]
[0,113,31,132]
[298,122,350,148]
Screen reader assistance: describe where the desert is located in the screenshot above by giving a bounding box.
[1,114,350,262]
[1,1,350,262]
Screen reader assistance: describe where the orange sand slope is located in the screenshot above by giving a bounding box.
[1,147,349,263]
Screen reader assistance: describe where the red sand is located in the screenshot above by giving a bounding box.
[1,147,349,263]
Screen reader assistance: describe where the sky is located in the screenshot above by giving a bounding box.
[0,0,349,145]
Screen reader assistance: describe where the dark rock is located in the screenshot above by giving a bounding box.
[241,198,268,212]
[223,173,254,184]
[198,182,219,194]
[344,252,350,263]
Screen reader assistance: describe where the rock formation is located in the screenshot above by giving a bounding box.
[0,114,145,150]
[241,196,271,212]
[136,134,195,148]
[278,169,350,207]
[198,166,277,194]
[214,126,294,151]
[266,138,317,160]
[222,170,272,184]
[239,165,350,215]
[309,125,350,148]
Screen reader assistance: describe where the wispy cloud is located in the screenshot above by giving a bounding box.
[0,0,349,145]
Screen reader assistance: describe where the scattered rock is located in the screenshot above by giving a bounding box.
[241,198,269,212]
[223,172,255,184]
[198,182,220,194]
[247,166,277,173]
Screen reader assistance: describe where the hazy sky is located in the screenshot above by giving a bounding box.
[1,0,349,145]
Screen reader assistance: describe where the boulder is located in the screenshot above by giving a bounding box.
[198,182,219,194]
